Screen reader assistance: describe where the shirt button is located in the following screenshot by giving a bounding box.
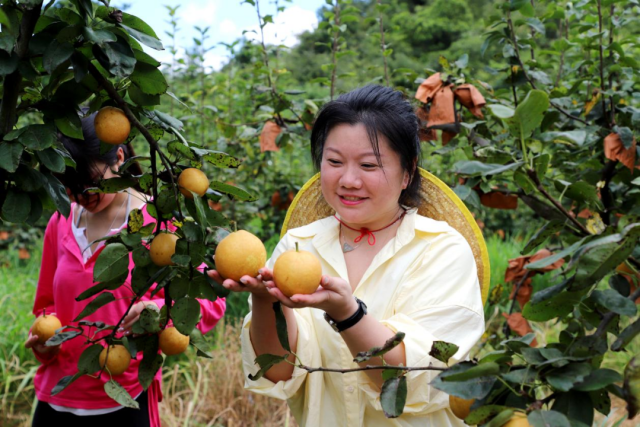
[346,386,355,393]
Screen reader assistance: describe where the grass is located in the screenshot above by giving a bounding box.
[1,237,637,426]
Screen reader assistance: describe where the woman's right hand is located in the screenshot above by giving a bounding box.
[25,333,61,356]
[206,267,277,303]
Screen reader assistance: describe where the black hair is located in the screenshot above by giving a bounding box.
[310,85,422,208]
[57,111,142,204]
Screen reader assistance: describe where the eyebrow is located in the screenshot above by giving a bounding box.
[324,147,384,158]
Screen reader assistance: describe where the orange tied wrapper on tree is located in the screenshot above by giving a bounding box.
[505,249,565,308]
[604,132,636,172]
[414,73,486,145]
[502,312,538,347]
[260,120,281,152]
[454,84,486,119]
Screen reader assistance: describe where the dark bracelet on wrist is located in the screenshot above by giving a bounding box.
[324,297,367,333]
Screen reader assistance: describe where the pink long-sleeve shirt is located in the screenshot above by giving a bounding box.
[32,203,226,424]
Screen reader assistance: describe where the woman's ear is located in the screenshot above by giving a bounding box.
[115,147,126,170]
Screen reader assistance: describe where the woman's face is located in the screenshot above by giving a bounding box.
[66,162,119,213]
[320,123,409,229]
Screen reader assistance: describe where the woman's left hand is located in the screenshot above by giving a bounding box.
[265,275,359,321]
[118,301,158,336]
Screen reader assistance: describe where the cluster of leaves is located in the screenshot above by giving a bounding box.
[0,0,257,406]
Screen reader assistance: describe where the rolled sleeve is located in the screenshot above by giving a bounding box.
[241,309,319,400]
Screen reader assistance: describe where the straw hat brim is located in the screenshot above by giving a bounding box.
[280,168,490,305]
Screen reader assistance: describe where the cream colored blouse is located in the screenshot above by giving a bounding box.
[241,210,485,426]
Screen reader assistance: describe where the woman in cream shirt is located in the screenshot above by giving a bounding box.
[208,85,484,426]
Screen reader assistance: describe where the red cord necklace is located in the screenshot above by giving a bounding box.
[334,209,406,252]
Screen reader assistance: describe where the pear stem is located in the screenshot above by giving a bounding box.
[295,242,299,252]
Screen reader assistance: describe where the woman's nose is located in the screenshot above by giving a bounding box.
[339,165,362,188]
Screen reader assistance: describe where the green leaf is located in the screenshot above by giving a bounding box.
[380,375,407,418]
[546,363,592,392]
[509,90,550,139]
[248,353,288,381]
[203,151,242,168]
[92,36,136,78]
[521,220,564,254]
[104,380,139,409]
[591,289,637,316]
[37,148,67,173]
[172,297,200,336]
[133,48,160,66]
[453,161,523,177]
[138,352,162,390]
[522,291,580,321]
[552,391,594,426]
[526,239,585,270]
[574,369,622,391]
[150,110,183,130]
[18,124,57,150]
[0,142,23,172]
[120,24,163,50]
[465,406,511,426]
[210,181,256,201]
[46,330,82,347]
[612,318,640,352]
[272,302,291,352]
[77,344,104,374]
[92,177,138,194]
[75,276,126,301]
[127,209,145,234]
[120,12,161,40]
[42,172,71,218]
[431,362,497,399]
[2,190,30,223]
[189,328,212,359]
[488,104,514,119]
[573,237,637,290]
[54,113,84,140]
[128,84,160,106]
[138,305,161,333]
[527,410,571,427]
[74,292,116,321]
[564,181,601,208]
[354,332,406,363]
[428,341,459,365]
[540,130,587,146]
[51,373,83,396]
[0,50,19,76]
[130,62,168,95]
[43,40,74,73]
[444,362,500,381]
[82,27,116,44]
[94,243,130,283]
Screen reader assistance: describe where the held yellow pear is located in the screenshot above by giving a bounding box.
[214,230,267,282]
[149,233,179,266]
[178,168,210,199]
[94,106,131,145]
[449,395,475,420]
[273,244,322,297]
[99,345,131,376]
[159,326,190,356]
[502,413,532,427]
[32,314,62,344]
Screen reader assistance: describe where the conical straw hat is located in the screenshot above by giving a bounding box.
[281,168,490,305]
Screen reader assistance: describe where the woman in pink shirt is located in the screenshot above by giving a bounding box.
[25,112,226,426]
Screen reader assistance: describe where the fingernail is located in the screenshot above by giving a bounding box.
[258,269,264,275]
[257,274,262,280]
[240,278,247,285]
[117,328,124,333]
[322,276,328,285]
